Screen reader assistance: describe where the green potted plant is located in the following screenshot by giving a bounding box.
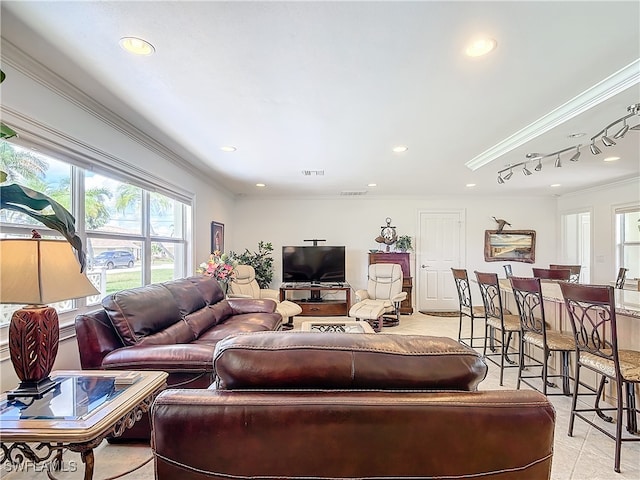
[395,235,413,252]
[229,241,274,288]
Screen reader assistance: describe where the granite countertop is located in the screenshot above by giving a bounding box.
[498,279,640,319]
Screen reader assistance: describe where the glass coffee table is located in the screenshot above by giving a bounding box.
[301,319,375,333]
[0,370,167,480]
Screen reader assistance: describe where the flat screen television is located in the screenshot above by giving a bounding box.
[282,246,346,284]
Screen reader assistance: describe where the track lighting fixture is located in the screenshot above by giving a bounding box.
[496,102,638,184]
[570,146,581,162]
[601,130,616,147]
[554,154,562,168]
[613,120,629,139]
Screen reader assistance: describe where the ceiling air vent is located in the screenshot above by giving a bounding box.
[301,170,325,176]
[340,190,368,196]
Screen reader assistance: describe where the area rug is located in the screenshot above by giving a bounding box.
[419,310,459,317]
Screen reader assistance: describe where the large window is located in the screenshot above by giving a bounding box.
[616,206,640,280]
[0,140,191,328]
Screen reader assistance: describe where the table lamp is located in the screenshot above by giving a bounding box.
[0,237,99,399]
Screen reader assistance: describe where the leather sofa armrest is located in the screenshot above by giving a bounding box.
[75,310,125,369]
[227,298,277,314]
[354,289,370,301]
[391,291,408,303]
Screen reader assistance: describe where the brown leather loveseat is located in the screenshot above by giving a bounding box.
[75,275,281,438]
[152,332,556,479]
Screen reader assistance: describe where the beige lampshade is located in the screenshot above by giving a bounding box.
[0,238,99,305]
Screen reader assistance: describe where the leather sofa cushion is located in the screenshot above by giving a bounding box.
[163,279,207,316]
[102,284,183,345]
[189,275,225,305]
[213,332,487,391]
[102,343,216,372]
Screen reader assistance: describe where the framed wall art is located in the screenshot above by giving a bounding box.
[211,221,224,253]
[484,230,536,263]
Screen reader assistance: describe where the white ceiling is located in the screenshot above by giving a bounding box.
[1,1,639,198]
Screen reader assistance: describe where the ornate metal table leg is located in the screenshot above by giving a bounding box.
[81,449,95,480]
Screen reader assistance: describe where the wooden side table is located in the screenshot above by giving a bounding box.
[0,370,167,480]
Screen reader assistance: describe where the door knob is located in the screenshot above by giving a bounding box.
[421,264,431,268]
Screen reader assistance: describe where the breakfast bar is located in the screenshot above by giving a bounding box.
[499,279,640,400]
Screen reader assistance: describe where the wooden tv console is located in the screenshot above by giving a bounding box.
[279,283,351,316]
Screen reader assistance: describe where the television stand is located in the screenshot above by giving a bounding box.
[280,283,351,316]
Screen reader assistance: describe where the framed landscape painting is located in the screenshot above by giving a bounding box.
[484,230,536,263]
[211,222,224,253]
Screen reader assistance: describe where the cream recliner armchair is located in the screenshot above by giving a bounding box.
[349,263,407,331]
[229,264,302,330]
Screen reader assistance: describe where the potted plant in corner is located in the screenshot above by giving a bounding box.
[395,235,413,252]
[229,241,274,288]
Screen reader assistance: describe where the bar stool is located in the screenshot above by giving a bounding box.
[560,282,640,473]
[532,267,571,281]
[510,276,574,396]
[549,264,581,283]
[475,271,520,386]
[451,268,485,348]
[503,264,513,277]
[615,267,628,289]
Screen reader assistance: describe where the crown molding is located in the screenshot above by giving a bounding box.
[0,38,233,197]
[559,175,640,198]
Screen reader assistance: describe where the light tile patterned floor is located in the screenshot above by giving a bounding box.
[3,312,638,479]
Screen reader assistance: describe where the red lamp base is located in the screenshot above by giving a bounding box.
[7,305,60,399]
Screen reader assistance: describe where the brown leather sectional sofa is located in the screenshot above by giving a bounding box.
[75,275,282,438]
[152,332,556,479]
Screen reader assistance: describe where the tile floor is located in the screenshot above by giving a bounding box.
[3,312,639,479]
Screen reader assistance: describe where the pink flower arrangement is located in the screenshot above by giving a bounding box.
[198,251,236,283]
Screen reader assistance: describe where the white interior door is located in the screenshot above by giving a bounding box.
[417,210,464,311]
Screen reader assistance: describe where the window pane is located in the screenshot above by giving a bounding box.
[87,239,142,294]
[85,172,142,234]
[151,192,182,238]
[623,244,639,279]
[151,241,186,283]
[624,211,640,242]
[0,141,71,228]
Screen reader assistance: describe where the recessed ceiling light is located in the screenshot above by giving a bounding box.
[255,183,266,187]
[220,146,237,152]
[465,37,497,57]
[392,145,408,153]
[466,183,476,187]
[603,156,620,162]
[367,183,377,187]
[550,184,561,188]
[119,37,155,56]
[568,132,586,138]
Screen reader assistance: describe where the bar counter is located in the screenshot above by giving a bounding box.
[498,278,640,401]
